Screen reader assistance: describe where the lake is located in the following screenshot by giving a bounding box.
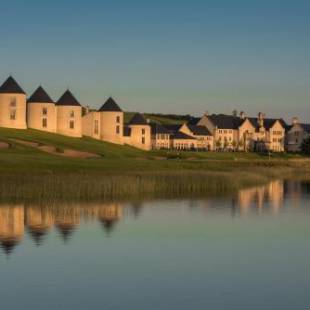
[1,179,310,310]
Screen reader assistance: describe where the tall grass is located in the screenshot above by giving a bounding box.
[0,169,287,205]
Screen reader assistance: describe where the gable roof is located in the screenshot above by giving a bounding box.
[28,86,54,103]
[187,117,201,125]
[0,76,25,94]
[56,90,81,106]
[248,117,287,130]
[163,124,183,134]
[129,113,148,125]
[208,114,243,130]
[187,125,212,136]
[99,97,122,112]
[171,132,196,140]
[150,123,170,135]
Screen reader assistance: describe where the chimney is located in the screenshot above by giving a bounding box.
[204,111,209,117]
[240,111,246,119]
[146,118,151,124]
[232,110,238,117]
[85,105,90,114]
[292,117,299,125]
[258,112,264,128]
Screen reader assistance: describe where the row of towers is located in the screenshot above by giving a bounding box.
[0,76,129,141]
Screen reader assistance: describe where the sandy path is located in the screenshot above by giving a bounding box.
[11,139,100,159]
[0,141,10,149]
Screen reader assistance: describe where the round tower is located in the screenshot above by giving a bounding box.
[27,86,57,133]
[0,76,27,129]
[98,97,124,144]
[56,90,82,137]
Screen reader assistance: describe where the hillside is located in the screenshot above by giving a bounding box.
[0,128,308,175]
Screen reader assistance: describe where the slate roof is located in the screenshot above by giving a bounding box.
[150,123,170,135]
[163,124,182,133]
[187,117,201,125]
[56,90,81,106]
[171,132,196,140]
[28,86,54,103]
[99,97,122,112]
[301,124,310,133]
[0,76,25,94]
[248,117,287,130]
[187,125,212,136]
[208,114,244,129]
[129,113,148,125]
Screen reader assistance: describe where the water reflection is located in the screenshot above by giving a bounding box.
[0,180,309,256]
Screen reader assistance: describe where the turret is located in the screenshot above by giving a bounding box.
[0,76,27,129]
[56,90,82,137]
[98,97,124,144]
[27,86,57,133]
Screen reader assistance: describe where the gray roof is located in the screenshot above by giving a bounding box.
[150,123,170,135]
[28,86,54,103]
[163,124,183,133]
[56,90,81,106]
[99,97,122,112]
[301,124,310,133]
[0,76,25,94]
[129,113,148,125]
[187,125,212,136]
[171,132,196,140]
[208,114,244,130]
[248,117,287,130]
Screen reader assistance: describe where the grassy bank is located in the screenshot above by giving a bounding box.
[0,128,309,203]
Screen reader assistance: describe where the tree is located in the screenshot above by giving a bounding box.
[232,140,237,151]
[301,136,310,155]
[215,140,222,151]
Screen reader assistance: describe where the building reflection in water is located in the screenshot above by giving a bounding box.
[236,180,284,216]
[0,205,24,256]
[0,179,308,256]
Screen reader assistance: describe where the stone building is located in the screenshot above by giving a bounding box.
[27,86,57,133]
[123,113,152,150]
[286,118,310,152]
[0,76,27,129]
[193,112,286,152]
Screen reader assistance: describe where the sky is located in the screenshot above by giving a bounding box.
[0,0,309,121]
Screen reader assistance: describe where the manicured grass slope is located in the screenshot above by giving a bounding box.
[0,128,308,174]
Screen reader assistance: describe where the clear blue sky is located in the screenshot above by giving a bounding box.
[1,0,309,121]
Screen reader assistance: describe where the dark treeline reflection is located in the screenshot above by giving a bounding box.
[0,180,309,257]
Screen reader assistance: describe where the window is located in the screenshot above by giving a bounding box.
[42,107,48,115]
[42,118,47,128]
[116,116,120,123]
[116,125,120,134]
[142,137,145,144]
[70,120,75,129]
[94,120,99,134]
[10,110,16,120]
[142,128,145,135]
[10,98,16,107]
[70,111,75,118]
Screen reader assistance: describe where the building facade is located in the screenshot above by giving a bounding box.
[286,118,310,152]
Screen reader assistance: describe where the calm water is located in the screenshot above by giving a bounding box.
[0,180,310,310]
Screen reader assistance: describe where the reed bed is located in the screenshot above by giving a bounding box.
[0,169,286,205]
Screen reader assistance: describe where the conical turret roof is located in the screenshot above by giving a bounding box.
[56,90,81,106]
[99,97,122,112]
[0,76,25,94]
[28,86,54,103]
[129,113,148,125]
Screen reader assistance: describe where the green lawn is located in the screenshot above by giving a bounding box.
[0,128,308,174]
